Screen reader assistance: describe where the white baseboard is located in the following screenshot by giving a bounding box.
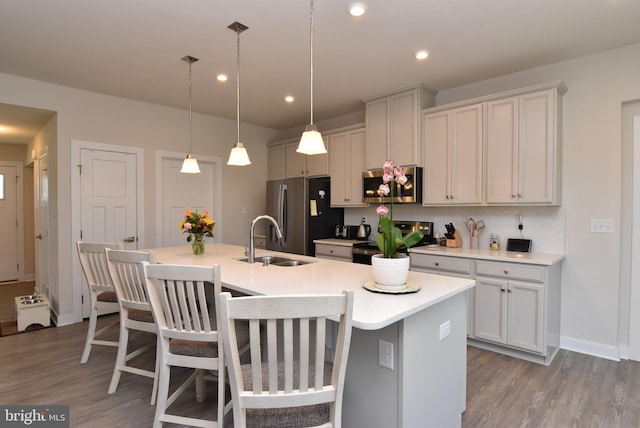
[24,274,36,282]
[560,336,620,361]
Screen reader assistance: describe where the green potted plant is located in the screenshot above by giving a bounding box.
[372,161,423,288]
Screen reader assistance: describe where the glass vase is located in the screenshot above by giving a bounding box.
[191,234,205,255]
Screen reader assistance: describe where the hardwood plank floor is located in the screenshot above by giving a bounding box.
[464,345,640,428]
[0,281,36,320]
[2,318,639,427]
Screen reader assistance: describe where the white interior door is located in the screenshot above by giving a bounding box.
[0,164,19,282]
[155,151,219,247]
[80,148,138,317]
[35,152,50,299]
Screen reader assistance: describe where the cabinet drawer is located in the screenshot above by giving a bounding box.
[410,254,471,274]
[475,260,545,283]
[315,244,352,260]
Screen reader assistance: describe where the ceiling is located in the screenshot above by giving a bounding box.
[2,0,640,144]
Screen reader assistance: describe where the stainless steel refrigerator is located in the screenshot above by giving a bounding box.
[266,176,344,256]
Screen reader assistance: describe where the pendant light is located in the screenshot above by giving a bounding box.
[297,0,327,155]
[180,55,201,174]
[227,21,252,166]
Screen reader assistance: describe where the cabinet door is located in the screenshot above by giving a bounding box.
[507,280,545,353]
[389,90,419,166]
[450,104,483,204]
[365,98,389,169]
[329,133,348,206]
[474,275,508,344]
[347,129,367,206]
[285,142,305,178]
[486,97,518,204]
[329,129,367,207]
[518,89,554,204]
[423,111,450,204]
[268,145,285,180]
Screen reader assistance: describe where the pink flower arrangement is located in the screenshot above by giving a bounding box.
[375,161,423,258]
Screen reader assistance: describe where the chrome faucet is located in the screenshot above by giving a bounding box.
[249,215,283,263]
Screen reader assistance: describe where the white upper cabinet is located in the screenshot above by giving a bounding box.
[364,85,436,169]
[267,144,285,180]
[486,86,565,205]
[329,127,368,207]
[268,139,329,180]
[423,103,483,205]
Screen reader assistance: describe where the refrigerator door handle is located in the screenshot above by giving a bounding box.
[281,184,288,243]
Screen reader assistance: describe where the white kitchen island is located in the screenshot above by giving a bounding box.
[152,244,475,428]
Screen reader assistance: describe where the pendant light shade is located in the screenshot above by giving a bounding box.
[297,0,327,155]
[227,21,252,166]
[180,55,201,173]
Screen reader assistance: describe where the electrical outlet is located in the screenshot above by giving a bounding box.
[439,321,451,341]
[378,340,394,370]
[590,218,614,234]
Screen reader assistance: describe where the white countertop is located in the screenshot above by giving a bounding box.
[409,246,565,265]
[313,238,363,247]
[151,243,474,331]
[314,238,565,266]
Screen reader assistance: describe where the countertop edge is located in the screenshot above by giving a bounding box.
[409,247,565,265]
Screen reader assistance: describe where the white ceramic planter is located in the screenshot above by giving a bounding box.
[371,254,410,289]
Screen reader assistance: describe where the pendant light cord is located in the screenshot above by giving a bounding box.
[236,28,241,143]
[309,0,315,126]
[188,60,193,154]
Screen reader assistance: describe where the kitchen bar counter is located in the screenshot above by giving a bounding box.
[151,243,474,428]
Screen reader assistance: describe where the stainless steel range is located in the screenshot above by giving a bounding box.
[351,220,436,264]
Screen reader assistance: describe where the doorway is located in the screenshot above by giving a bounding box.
[0,161,24,283]
[629,115,640,361]
[71,140,144,320]
[154,150,222,247]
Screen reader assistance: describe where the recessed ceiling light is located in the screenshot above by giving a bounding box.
[415,50,429,60]
[348,3,367,17]
[285,95,295,103]
[216,73,228,82]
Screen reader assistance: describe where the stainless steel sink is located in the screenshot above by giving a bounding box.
[236,255,314,267]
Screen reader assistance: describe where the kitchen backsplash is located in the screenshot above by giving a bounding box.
[344,205,566,254]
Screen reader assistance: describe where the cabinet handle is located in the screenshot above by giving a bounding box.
[504,269,509,274]
[446,195,450,199]
[507,288,512,293]
[435,262,439,266]
[330,249,334,253]
[501,287,506,293]
[518,193,523,197]
[450,195,454,199]
[512,193,516,198]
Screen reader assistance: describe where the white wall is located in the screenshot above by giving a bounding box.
[0,72,279,323]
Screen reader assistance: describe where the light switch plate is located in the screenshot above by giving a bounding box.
[591,218,614,233]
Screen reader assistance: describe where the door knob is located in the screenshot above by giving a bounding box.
[123,236,137,243]
[36,234,43,240]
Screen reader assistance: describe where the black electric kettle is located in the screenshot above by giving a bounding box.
[357,218,372,240]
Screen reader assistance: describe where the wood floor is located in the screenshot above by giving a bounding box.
[1,316,639,428]
[0,281,36,320]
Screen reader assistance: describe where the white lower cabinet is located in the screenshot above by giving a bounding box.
[411,253,562,365]
[472,259,561,364]
[410,253,475,338]
[315,243,352,262]
[474,275,544,353]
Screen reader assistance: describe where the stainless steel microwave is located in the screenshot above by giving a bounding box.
[362,167,422,203]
